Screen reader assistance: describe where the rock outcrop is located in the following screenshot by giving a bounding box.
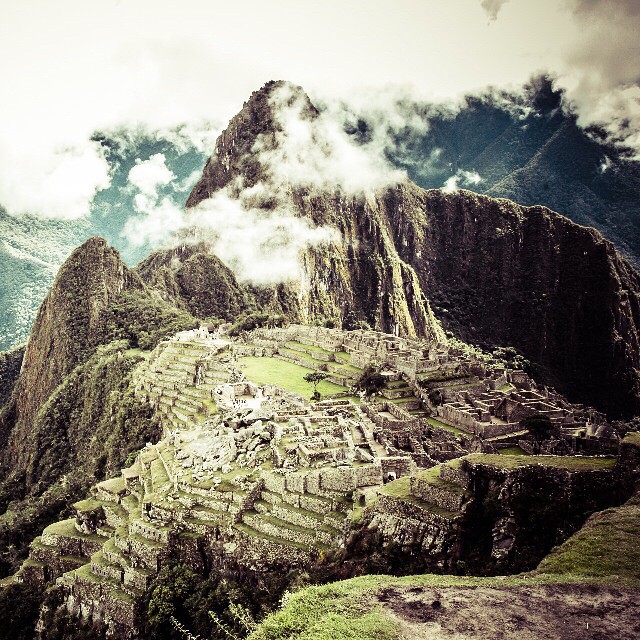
[185,81,640,416]
[369,454,622,574]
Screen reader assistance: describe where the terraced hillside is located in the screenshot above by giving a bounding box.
[4,325,628,637]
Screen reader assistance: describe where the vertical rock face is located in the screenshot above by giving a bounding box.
[384,186,640,416]
[185,81,640,416]
[186,80,312,205]
[1,238,141,466]
[134,244,252,320]
[0,346,24,409]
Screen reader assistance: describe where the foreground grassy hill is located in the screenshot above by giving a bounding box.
[249,485,640,640]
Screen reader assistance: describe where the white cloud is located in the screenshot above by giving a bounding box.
[187,189,340,284]
[0,140,110,219]
[0,0,638,219]
[123,182,339,284]
[553,0,640,157]
[124,154,182,247]
[442,170,482,193]
[253,83,407,195]
[128,154,175,198]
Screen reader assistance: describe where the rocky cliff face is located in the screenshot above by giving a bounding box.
[185,81,640,416]
[385,185,640,417]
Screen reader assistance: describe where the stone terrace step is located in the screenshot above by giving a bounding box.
[380,386,414,400]
[90,550,123,583]
[232,522,313,553]
[269,501,325,529]
[41,520,108,558]
[129,518,172,545]
[410,467,468,512]
[242,511,318,547]
[438,460,470,488]
[103,538,132,571]
[94,477,127,503]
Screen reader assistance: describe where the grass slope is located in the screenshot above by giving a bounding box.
[249,490,640,640]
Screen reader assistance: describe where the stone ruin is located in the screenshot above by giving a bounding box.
[13,324,621,637]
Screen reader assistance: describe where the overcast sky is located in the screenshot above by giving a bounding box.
[0,0,638,220]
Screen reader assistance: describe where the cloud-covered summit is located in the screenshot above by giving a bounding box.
[0,0,639,225]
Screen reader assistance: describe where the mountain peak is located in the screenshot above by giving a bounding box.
[185,80,316,207]
[2,238,140,466]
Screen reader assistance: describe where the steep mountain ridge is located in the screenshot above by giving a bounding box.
[394,80,640,265]
[1,238,141,467]
[3,79,640,357]
[387,185,640,416]
[0,238,201,576]
[185,81,640,416]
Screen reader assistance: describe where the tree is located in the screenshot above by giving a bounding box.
[355,367,386,396]
[520,414,557,454]
[303,372,328,400]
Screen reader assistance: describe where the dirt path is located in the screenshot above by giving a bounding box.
[377,583,640,639]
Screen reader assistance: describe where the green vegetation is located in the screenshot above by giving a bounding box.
[424,416,466,436]
[0,345,24,408]
[72,498,103,513]
[0,341,160,576]
[536,496,640,583]
[109,289,199,350]
[464,453,616,471]
[303,371,329,400]
[37,580,108,639]
[228,312,286,336]
[519,414,558,454]
[0,580,45,640]
[499,446,528,456]
[44,518,106,543]
[377,476,411,499]
[238,356,347,397]
[249,577,398,640]
[142,561,296,640]
[623,431,640,447]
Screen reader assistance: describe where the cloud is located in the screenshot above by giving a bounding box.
[0,140,110,219]
[187,189,340,284]
[123,166,340,285]
[0,0,638,220]
[128,153,175,198]
[480,0,510,21]
[543,0,640,157]
[124,153,183,247]
[252,84,407,195]
[442,170,483,193]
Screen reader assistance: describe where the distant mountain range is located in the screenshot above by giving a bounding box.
[387,77,640,266]
[1,77,639,353]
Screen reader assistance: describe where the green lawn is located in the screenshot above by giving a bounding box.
[238,356,347,398]
[499,446,529,456]
[425,417,467,436]
[464,453,616,471]
[536,494,640,583]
